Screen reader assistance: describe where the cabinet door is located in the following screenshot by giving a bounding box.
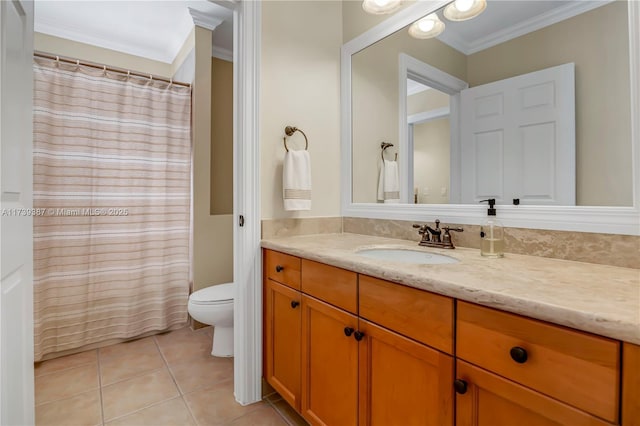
[301,295,358,426]
[358,319,454,426]
[455,361,612,426]
[622,342,640,426]
[265,279,301,410]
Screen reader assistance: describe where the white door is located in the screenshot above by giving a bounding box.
[0,1,35,425]
[460,63,575,205]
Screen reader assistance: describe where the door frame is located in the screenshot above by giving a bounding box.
[232,0,262,405]
[398,53,468,204]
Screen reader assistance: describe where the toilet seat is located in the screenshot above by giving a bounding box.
[189,282,234,305]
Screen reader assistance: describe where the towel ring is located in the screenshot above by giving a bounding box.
[283,126,308,152]
[381,142,394,160]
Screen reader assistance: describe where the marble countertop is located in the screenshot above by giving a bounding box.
[261,233,640,345]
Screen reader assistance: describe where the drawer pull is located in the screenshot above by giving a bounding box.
[510,346,528,364]
[290,300,299,308]
[354,331,365,341]
[454,379,468,394]
[275,265,284,272]
[344,327,354,337]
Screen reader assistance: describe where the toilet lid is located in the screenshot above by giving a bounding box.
[190,283,234,304]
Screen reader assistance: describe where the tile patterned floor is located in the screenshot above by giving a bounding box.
[35,327,290,426]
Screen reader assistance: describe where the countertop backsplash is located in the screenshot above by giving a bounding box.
[261,217,639,269]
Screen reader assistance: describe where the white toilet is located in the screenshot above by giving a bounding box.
[187,282,234,357]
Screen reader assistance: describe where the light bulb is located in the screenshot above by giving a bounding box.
[418,19,435,32]
[454,0,474,12]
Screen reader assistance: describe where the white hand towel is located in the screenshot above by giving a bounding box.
[377,158,385,201]
[383,159,400,203]
[283,150,311,211]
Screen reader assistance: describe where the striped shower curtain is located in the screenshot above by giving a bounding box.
[32,57,192,361]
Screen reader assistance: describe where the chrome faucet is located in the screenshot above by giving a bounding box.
[412,219,463,249]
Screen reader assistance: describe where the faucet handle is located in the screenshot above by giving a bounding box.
[442,226,464,249]
[412,223,426,233]
[412,224,430,242]
[443,226,463,233]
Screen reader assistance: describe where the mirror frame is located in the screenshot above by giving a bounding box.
[341,0,640,235]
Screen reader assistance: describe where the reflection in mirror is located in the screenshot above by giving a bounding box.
[408,80,451,204]
[351,1,632,207]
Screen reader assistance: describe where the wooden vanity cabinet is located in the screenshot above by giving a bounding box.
[262,249,636,426]
[301,294,358,426]
[455,360,613,426]
[264,279,302,411]
[622,342,640,426]
[456,301,621,425]
[358,319,454,426]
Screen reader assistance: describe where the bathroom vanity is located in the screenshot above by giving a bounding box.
[261,233,640,426]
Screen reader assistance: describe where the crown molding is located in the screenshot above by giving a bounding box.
[438,0,615,55]
[212,45,233,62]
[188,7,224,31]
[35,20,179,63]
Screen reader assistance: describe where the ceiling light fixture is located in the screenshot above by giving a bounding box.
[362,0,402,15]
[443,0,487,21]
[408,13,445,39]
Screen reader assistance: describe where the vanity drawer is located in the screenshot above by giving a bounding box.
[457,301,620,423]
[264,249,301,290]
[301,259,357,314]
[359,275,454,354]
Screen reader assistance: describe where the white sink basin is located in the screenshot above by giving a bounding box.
[355,248,459,264]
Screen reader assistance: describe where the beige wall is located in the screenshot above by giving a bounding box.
[192,27,233,292]
[260,1,343,219]
[351,28,465,203]
[467,1,631,206]
[407,88,449,116]
[34,30,195,79]
[210,57,234,215]
[413,118,450,204]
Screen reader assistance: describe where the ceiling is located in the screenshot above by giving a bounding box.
[34,0,233,64]
[435,0,614,54]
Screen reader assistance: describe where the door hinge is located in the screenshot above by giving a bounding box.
[239,215,245,227]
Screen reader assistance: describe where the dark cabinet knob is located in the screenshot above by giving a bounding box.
[275,265,284,272]
[344,327,354,337]
[510,346,528,364]
[454,379,468,394]
[354,331,365,341]
[290,300,299,308]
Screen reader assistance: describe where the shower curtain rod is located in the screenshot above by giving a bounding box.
[33,51,191,88]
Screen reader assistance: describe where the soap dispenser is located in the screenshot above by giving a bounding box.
[479,199,504,258]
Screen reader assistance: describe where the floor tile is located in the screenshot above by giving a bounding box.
[102,368,179,422]
[169,356,233,394]
[226,405,288,426]
[35,350,97,377]
[35,363,99,405]
[184,384,263,425]
[154,327,214,365]
[99,336,158,360]
[100,344,165,386]
[35,389,102,426]
[106,397,195,426]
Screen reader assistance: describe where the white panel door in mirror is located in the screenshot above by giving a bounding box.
[460,63,575,205]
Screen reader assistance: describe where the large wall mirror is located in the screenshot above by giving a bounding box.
[341,0,639,234]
